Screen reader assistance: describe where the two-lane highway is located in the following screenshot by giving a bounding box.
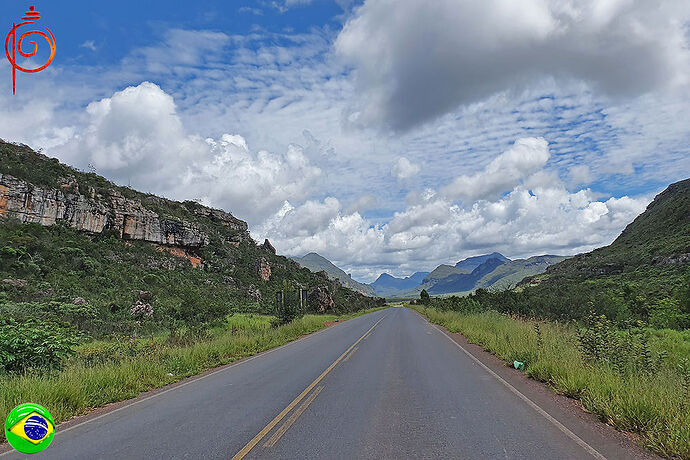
[2,307,653,459]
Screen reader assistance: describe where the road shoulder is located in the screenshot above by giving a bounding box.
[412,309,660,460]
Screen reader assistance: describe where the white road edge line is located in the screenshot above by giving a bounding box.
[0,310,388,457]
[422,315,607,460]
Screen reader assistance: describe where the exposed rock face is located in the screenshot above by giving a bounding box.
[246,285,262,303]
[1,278,27,288]
[190,206,248,234]
[257,258,272,281]
[261,238,276,254]
[308,286,335,313]
[0,173,248,249]
[158,246,203,268]
[72,297,88,305]
[130,301,153,318]
[653,253,690,266]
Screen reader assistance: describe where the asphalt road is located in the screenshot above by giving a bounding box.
[2,307,651,459]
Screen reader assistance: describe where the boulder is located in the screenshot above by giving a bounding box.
[130,301,153,318]
[308,286,335,313]
[246,285,262,303]
[72,297,88,305]
[261,239,276,254]
[1,278,27,288]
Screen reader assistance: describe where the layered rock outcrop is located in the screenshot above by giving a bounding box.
[0,173,248,249]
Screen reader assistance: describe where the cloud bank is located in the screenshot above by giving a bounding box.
[336,0,690,130]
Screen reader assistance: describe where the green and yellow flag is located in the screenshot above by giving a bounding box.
[4,403,55,454]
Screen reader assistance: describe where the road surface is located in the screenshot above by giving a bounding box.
[2,307,652,459]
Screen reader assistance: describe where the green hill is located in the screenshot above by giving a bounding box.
[475,255,569,290]
[545,178,690,282]
[0,140,382,341]
[482,178,690,324]
[291,253,376,296]
[425,264,470,280]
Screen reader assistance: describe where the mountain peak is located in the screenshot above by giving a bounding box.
[292,252,376,296]
[455,252,510,271]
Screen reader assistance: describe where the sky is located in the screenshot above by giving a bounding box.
[1,0,689,282]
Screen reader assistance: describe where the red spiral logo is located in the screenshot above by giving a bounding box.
[4,6,56,95]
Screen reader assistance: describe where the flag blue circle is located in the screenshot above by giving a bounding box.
[23,415,48,441]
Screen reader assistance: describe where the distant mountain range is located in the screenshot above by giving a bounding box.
[370,271,430,297]
[292,250,569,299]
[454,252,510,271]
[291,253,377,296]
[376,253,568,298]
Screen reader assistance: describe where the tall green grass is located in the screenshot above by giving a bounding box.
[412,306,690,459]
[0,310,383,444]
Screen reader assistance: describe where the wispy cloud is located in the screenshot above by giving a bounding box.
[79,40,97,52]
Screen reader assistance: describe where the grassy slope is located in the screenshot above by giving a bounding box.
[412,305,690,459]
[475,255,569,290]
[0,308,386,444]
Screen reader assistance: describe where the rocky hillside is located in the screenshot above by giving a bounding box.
[0,140,383,335]
[291,253,376,296]
[546,178,689,279]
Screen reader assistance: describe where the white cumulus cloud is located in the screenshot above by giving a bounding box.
[392,157,420,180]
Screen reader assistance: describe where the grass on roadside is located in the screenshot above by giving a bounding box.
[0,308,385,444]
[411,305,690,460]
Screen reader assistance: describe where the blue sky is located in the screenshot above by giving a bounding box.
[1,0,689,282]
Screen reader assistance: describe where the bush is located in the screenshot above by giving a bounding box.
[274,283,305,326]
[649,298,689,330]
[420,289,430,305]
[0,318,80,373]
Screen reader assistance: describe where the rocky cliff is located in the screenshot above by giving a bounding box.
[0,140,384,319]
[0,172,247,249]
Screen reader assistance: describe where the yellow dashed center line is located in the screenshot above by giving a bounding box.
[342,346,358,363]
[263,385,324,448]
[231,315,386,460]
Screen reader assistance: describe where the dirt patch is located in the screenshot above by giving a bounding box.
[0,184,8,215]
[157,246,202,268]
[324,320,340,327]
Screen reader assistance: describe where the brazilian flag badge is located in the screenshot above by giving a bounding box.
[4,403,55,454]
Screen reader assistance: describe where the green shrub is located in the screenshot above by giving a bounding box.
[649,298,689,330]
[0,317,80,373]
[274,282,305,326]
[420,289,430,305]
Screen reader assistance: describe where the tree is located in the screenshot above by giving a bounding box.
[420,289,430,305]
[679,276,690,316]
